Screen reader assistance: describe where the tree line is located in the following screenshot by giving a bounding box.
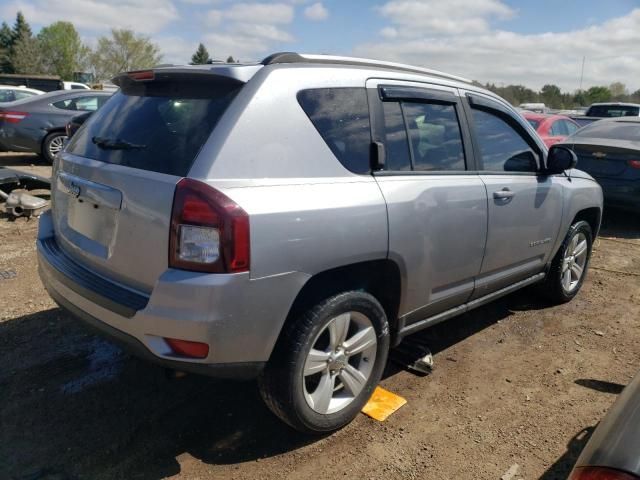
[480,81,640,109]
[0,12,237,83]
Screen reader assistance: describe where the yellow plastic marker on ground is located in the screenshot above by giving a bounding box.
[362,386,407,421]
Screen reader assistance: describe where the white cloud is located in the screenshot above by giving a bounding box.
[377,0,514,35]
[155,35,198,64]
[380,26,398,39]
[0,0,178,34]
[354,1,640,91]
[304,2,328,21]
[218,2,294,24]
[202,2,295,60]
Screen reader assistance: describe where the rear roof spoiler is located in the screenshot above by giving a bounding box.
[112,64,263,87]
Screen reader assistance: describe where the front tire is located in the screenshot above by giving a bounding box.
[259,291,390,434]
[43,132,67,164]
[542,220,593,303]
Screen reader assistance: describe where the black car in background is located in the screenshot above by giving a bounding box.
[0,90,111,162]
[65,111,93,139]
[561,117,640,212]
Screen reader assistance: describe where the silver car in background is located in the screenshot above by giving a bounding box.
[37,53,603,433]
[569,371,640,480]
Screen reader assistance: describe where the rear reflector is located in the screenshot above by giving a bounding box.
[165,338,209,359]
[128,70,154,81]
[628,160,640,169]
[569,467,640,480]
[0,111,28,123]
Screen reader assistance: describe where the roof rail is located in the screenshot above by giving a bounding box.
[261,52,471,84]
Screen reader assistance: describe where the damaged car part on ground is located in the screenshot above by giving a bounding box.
[0,167,51,218]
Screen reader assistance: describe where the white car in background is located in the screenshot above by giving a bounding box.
[0,85,44,103]
[63,81,90,90]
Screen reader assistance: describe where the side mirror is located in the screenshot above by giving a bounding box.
[545,145,577,174]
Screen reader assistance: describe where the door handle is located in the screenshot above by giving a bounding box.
[493,188,515,199]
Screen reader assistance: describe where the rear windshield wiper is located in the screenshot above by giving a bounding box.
[92,136,146,150]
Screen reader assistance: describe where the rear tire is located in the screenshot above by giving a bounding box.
[541,220,593,304]
[259,291,390,434]
[43,132,67,164]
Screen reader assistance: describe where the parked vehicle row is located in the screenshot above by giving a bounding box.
[0,85,44,103]
[559,117,640,212]
[0,89,111,162]
[521,112,580,147]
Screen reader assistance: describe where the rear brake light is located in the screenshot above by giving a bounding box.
[164,338,209,359]
[0,111,28,123]
[628,160,640,169]
[169,178,250,273]
[569,467,640,480]
[128,70,154,81]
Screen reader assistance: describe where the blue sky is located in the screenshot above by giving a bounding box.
[2,0,640,91]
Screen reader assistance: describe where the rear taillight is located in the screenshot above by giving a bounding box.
[628,160,640,169]
[569,467,640,480]
[0,111,28,124]
[128,70,154,81]
[169,178,250,273]
[164,338,209,359]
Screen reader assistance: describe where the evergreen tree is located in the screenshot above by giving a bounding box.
[11,33,43,74]
[0,22,12,72]
[226,55,235,63]
[11,12,31,44]
[7,12,33,73]
[191,43,211,65]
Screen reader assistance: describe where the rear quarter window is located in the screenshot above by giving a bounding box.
[66,82,240,176]
[297,88,371,174]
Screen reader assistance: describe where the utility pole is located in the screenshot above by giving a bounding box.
[579,56,585,91]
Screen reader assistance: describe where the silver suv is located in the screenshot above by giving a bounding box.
[38,53,603,433]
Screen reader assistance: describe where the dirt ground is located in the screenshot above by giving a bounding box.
[1,153,639,480]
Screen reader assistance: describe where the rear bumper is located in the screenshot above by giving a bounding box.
[37,212,308,378]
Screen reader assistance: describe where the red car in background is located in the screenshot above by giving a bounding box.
[521,112,581,148]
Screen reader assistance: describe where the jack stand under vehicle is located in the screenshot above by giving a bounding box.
[391,337,434,375]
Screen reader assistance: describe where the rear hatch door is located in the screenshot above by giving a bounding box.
[52,70,244,293]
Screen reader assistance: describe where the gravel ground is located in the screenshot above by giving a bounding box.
[1,153,639,480]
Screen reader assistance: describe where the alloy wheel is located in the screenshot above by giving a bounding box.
[48,135,67,157]
[561,232,588,292]
[303,311,377,414]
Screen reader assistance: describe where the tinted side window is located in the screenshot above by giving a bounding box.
[75,96,99,111]
[550,120,568,136]
[382,101,411,170]
[403,102,465,171]
[52,98,76,110]
[0,90,14,102]
[297,88,371,174]
[14,90,35,100]
[565,120,579,135]
[471,108,538,172]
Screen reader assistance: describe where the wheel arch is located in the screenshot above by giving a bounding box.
[572,206,602,238]
[282,259,403,345]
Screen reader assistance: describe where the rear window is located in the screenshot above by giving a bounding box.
[574,120,640,142]
[587,105,640,117]
[297,88,371,174]
[67,81,241,176]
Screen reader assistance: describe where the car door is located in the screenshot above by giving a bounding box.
[367,79,488,328]
[461,91,563,298]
